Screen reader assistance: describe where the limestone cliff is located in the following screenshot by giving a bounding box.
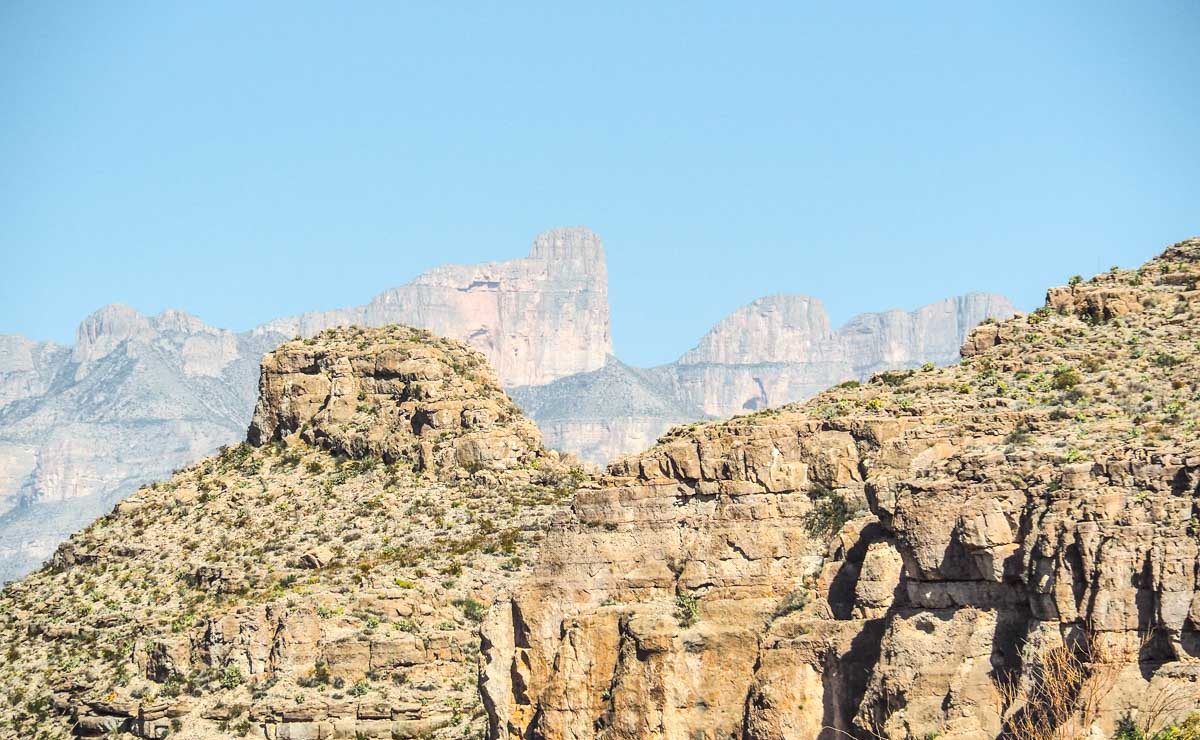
[482,238,1200,739]
[257,227,611,387]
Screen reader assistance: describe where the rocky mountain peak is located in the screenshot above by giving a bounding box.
[527,226,607,278]
[71,303,153,364]
[247,325,543,479]
[677,294,833,366]
[256,227,612,387]
[152,308,217,335]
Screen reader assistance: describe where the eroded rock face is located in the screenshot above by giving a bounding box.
[247,326,543,478]
[483,239,1200,739]
[257,227,612,387]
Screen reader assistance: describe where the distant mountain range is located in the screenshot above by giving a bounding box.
[515,291,1016,463]
[0,227,1015,581]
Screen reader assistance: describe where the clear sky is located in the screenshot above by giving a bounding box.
[1,2,1197,367]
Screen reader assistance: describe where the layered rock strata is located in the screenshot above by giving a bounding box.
[257,227,611,387]
[482,239,1200,739]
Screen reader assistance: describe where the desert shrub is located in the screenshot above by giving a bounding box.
[675,593,699,627]
[772,589,809,619]
[999,633,1118,740]
[803,487,858,537]
[452,597,487,622]
[1052,366,1082,391]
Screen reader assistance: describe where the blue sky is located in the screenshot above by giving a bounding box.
[1,2,1197,366]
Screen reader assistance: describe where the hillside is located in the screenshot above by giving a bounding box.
[0,326,585,738]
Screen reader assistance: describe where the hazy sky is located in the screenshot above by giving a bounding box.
[2,2,1197,366]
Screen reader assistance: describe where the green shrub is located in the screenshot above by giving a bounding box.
[452,597,487,623]
[675,593,699,628]
[1051,366,1081,390]
[1154,352,1183,368]
[219,665,243,689]
[803,489,858,537]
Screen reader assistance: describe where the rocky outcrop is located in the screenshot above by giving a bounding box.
[482,239,1200,739]
[257,227,611,387]
[247,326,542,478]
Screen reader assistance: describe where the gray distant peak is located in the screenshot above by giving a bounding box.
[152,308,217,335]
[678,294,832,366]
[528,226,607,271]
[71,305,229,366]
[73,304,152,364]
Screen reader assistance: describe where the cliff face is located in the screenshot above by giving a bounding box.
[0,327,585,739]
[482,238,1200,739]
[0,306,282,583]
[257,227,612,387]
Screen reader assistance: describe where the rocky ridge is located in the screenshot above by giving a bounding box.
[481,238,1200,738]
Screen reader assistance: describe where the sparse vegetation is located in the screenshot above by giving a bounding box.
[675,592,700,628]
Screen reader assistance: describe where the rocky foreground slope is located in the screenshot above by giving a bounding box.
[483,239,1200,739]
[2,237,1199,740]
[0,326,587,739]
